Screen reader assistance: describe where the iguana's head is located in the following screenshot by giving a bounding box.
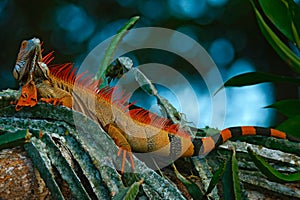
[13,38,43,85]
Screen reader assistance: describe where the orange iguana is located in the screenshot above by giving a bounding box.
[13,38,300,173]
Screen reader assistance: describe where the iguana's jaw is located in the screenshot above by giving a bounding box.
[13,38,42,86]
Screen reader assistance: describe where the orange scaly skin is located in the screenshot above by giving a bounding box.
[13,38,300,173]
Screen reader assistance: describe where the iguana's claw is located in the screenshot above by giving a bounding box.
[104,123,135,174]
[40,97,72,108]
[10,100,18,105]
[117,148,135,174]
[40,97,61,106]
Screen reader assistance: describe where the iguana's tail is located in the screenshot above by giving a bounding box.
[192,126,300,157]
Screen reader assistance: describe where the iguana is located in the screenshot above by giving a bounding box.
[13,38,300,173]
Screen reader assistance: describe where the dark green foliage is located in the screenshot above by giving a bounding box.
[222,149,242,200]
[250,0,300,73]
[220,2,300,197]
[258,0,300,46]
[265,99,300,117]
[247,147,300,182]
[222,72,300,87]
[25,139,65,200]
[172,163,204,199]
[0,129,30,149]
[112,179,143,200]
[277,115,300,139]
[225,0,300,139]
[205,159,226,196]
[42,133,91,199]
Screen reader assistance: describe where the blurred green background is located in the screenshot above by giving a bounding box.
[0,0,299,128]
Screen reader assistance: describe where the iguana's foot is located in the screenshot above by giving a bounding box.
[10,100,18,105]
[117,146,135,174]
[40,97,62,106]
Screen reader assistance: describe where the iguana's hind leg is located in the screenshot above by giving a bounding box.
[104,123,134,174]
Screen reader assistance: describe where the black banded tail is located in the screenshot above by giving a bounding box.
[192,126,300,157]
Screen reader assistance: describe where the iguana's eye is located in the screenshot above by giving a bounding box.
[21,41,27,49]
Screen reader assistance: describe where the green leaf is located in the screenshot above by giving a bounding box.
[42,133,91,199]
[205,159,226,195]
[223,72,300,88]
[265,99,300,117]
[222,149,242,200]
[289,0,300,48]
[276,114,300,139]
[250,0,300,74]
[0,129,31,149]
[94,16,140,87]
[25,139,65,200]
[113,179,143,200]
[172,164,204,200]
[247,147,300,182]
[231,149,242,200]
[258,0,300,43]
[63,134,110,199]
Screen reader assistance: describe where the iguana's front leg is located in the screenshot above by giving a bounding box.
[37,80,73,108]
[15,80,38,111]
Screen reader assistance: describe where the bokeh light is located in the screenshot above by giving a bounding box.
[137,0,167,20]
[209,38,235,66]
[55,4,95,43]
[0,0,295,129]
[168,0,207,19]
